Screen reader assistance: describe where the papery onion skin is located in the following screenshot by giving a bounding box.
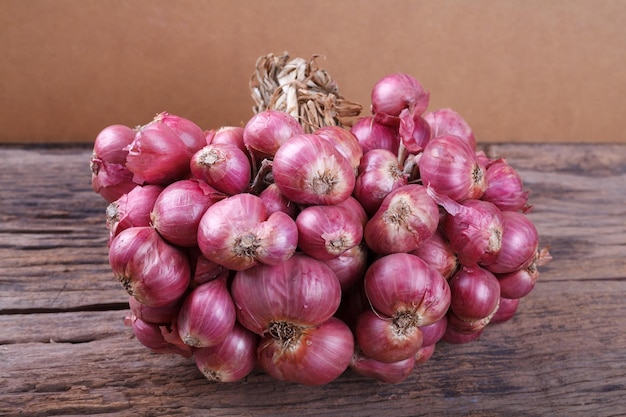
[126,314,193,358]
[399,114,431,154]
[324,242,368,291]
[90,159,137,203]
[92,124,136,165]
[371,73,430,126]
[259,183,299,219]
[108,226,190,307]
[490,297,520,324]
[350,116,400,155]
[151,111,206,156]
[197,193,298,271]
[364,253,451,327]
[481,158,531,212]
[194,323,259,383]
[355,309,424,363]
[151,179,224,247]
[243,109,304,159]
[350,349,416,383]
[190,143,252,196]
[419,134,486,202]
[296,204,363,260]
[256,317,354,386]
[208,126,248,156]
[354,149,408,217]
[486,211,539,274]
[128,296,181,325]
[231,253,342,335]
[419,316,448,347]
[410,229,458,280]
[449,266,501,322]
[364,184,439,255]
[272,134,356,206]
[424,108,477,150]
[315,125,363,175]
[178,277,236,348]
[496,263,539,299]
[106,184,163,240]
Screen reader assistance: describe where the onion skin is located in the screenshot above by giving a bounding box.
[259,183,299,219]
[272,134,356,206]
[419,316,448,347]
[371,73,430,126]
[490,297,520,324]
[128,296,181,325]
[449,266,501,322]
[106,184,163,240]
[257,317,354,386]
[194,323,259,383]
[126,314,193,358]
[486,211,539,274]
[315,125,363,175]
[178,277,236,348]
[90,159,137,203]
[108,226,190,307]
[350,116,400,155]
[208,126,248,157]
[496,264,539,299]
[364,184,439,255]
[351,350,416,383]
[410,229,458,280]
[190,143,252,196]
[243,110,304,159]
[414,343,436,365]
[481,158,530,212]
[364,253,451,327]
[399,114,431,154]
[323,242,368,291]
[92,124,136,164]
[231,253,342,335]
[151,111,206,156]
[197,193,298,271]
[354,149,408,217]
[424,108,477,150]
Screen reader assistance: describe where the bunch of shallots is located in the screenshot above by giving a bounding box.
[91,71,550,386]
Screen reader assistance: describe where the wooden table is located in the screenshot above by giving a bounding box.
[1,143,625,416]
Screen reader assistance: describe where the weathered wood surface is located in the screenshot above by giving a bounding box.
[1,144,625,417]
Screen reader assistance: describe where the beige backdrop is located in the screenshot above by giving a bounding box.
[1,0,624,144]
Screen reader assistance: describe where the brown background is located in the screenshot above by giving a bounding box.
[1,0,624,144]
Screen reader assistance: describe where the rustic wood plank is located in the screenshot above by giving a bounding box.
[2,279,625,416]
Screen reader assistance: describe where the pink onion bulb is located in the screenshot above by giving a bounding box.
[490,297,520,324]
[272,133,355,205]
[258,183,299,219]
[354,149,408,216]
[150,111,206,156]
[126,314,193,357]
[323,242,368,291]
[350,349,416,383]
[481,158,531,212]
[449,266,501,322]
[424,108,477,150]
[208,126,247,156]
[194,323,259,383]
[419,134,486,202]
[128,296,181,325]
[364,184,439,255]
[315,125,364,175]
[197,193,298,271]
[398,113,431,154]
[350,116,400,155]
[177,277,236,348]
[486,211,539,274]
[370,73,430,126]
[410,229,458,280]
[150,179,224,247]
[295,204,364,260]
[108,226,190,307]
[106,184,163,240]
[243,110,304,159]
[190,143,252,196]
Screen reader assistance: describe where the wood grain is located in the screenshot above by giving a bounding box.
[1,144,625,416]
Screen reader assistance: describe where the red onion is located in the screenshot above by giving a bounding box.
[496,263,539,299]
[490,297,520,324]
[398,114,431,154]
[354,149,408,216]
[419,316,448,347]
[150,111,206,156]
[125,124,192,185]
[481,158,531,212]
[364,184,439,255]
[108,227,190,307]
[315,125,363,175]
[350,116,400,155]
[257,317,354,386]
[414,343,437,365]
[90,159,136,203]
[351,349,416,383]
[208,126,247,156]
[106,184,163,239]
[355,309,424,363]
[323,242,368,291]
[258,183,299,218]
[188,251,229,287]
[486,211,539,274]
[128,296,181,325]
[424,108,476,150]
[197,193,298,270]
[151,179,224,247]
[370,73,429,127]
[441,323,484,344]
[178,277,236,348]
[337,196,369,227]
[446,309,495,334]
[231,253,342,335]
[410,229,458,280]
[190,143,251,195]
[449,266,500,322]
[92,124,136,165]
[295,204,363,260]
[126,314,193,357]
[243,110,304,159]
[194,323,259,383]
[364,253,451,327]
[272,133,355,206]
[419,134,487,202]
[429,190,504,267]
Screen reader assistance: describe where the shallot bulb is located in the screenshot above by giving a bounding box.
[243,110,304,159]
[410,229,458,280]
[481,158,531,212]
[315,125,363,175]
[194,323,259,383]
[151,179,224,247]
[490,297,520,324]
[177,277,236,348]
[295,204,363,260]
[150,111,206,156]
[353,149,408,216]
[106,184,163,239]
[92,124,136,164]
[364,184,439,255]
[197,193,298,271]
[126,314,193,358]
[370,73,430,127]
[398,113,431,154]
[323,242,368,291]
[258,183,298,218]
[350,348,416,383]
[486,211,539,274]
[449,266,500,322]
[208,126,247,156]
[424,108,476,149]
[350,116,400,155]
[190,143,252,195]
[272,133,356,205]
[128,296,181,325]
[108,227,190,307]
[419,134,487,202]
